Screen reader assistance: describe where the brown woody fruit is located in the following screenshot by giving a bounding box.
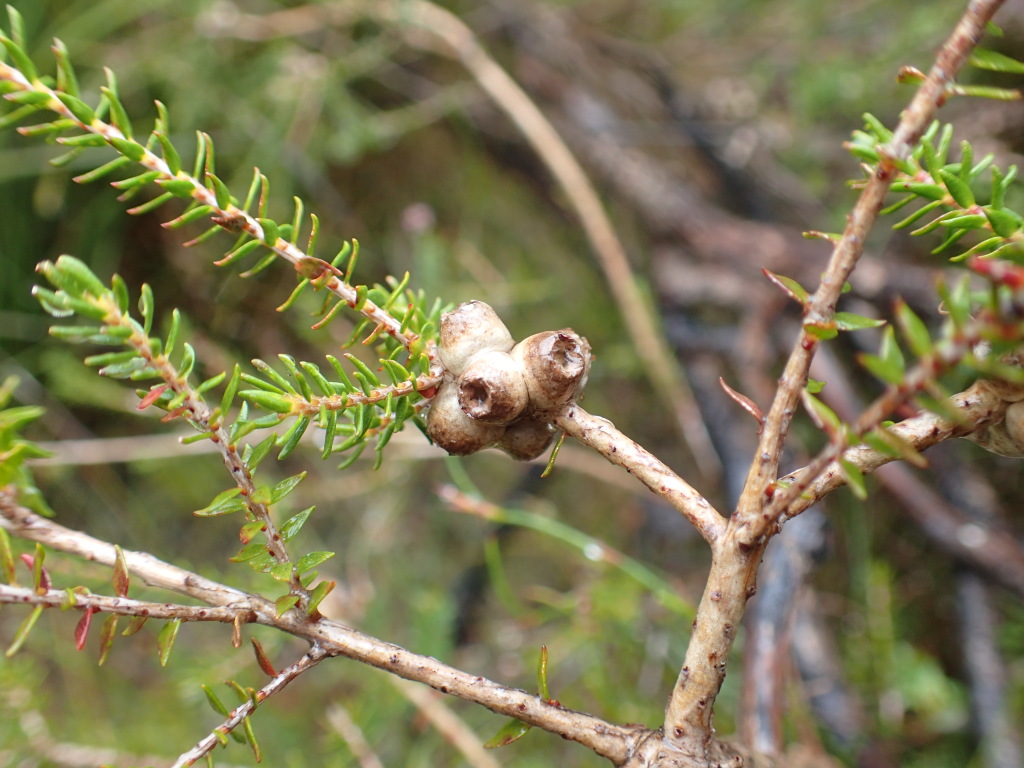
[456,350,530,425]
[426,379,504,455]
[1004,400,1024,452]
[438,301,514,373]
[511,329,592,410]
[496,417,555,461]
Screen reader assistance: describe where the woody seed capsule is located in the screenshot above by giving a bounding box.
[496,417,555,461]
[457,350,530,425]
[438,301,514,374]
[511,329,592,410]
[426,379,504,455]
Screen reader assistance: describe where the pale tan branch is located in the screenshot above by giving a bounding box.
[0,491,251,607]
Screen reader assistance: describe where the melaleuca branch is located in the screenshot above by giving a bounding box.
[0,494,641,763]
[769,298,1024,519]
[732,0,1008,546]
[660,0,1010,758]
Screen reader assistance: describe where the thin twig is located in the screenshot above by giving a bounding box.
[0,60,431,366]
[0,584,245,623]
[777,378,1008,523]
[551,404,725,543]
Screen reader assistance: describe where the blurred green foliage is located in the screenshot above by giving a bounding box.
[1,1,1023,767]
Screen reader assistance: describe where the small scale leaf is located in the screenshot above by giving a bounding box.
[937,169,976,208]
[240,390,296,414]
[0,527,15,584]
[251,637,277,676]
[803,321,838,341]
[122,615,148,637]
[718,377,764,425]
[891,181,947,201]
[969,48,1024,74]
[306,579,335,616]
[269,562,294,582]
[894,300,933,358]
[938,213,987,230]
[802,392,842,433]
[839,458,868,500]
[296,550,335,574]
[155,129,181,175]
[203,684,231,717]
[276,416,309,459]
[242,716,262,762]
[231,542,268,563]
[6,604,44,657]
[1,29,37,81]
[113,545,129,598]
[156,178,197,198]
[280,506,315,542]
[485,718,532,749]
[536,645,551,701]
[984,206,1021,238]
[834,312,886,332]
[178,342,196,379]
[98,613,119,665]
[257,218,279,246]
[157,618,181,667]
[205,172,232,210]
[878,326,906,375]
[100,85,132,139]
[246,432,278,471]
[195,487,245,517]
[805,378,825,395]
[239,520,265,545]
[275,594,300,616]
[74,606,97,651]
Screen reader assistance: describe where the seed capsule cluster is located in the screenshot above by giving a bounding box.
[969,381,1024,458]
[426,301,591,459]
